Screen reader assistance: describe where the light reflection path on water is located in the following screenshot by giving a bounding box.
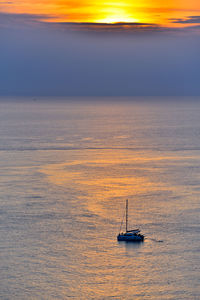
[39,148,200,299]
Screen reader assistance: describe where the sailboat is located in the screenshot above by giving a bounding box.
[117,199,144,242]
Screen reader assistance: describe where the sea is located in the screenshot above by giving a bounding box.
[0,97,200,299]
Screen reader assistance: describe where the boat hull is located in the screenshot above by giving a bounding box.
[117,234,144,242]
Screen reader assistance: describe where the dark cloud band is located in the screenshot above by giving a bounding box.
[171,16,200,24]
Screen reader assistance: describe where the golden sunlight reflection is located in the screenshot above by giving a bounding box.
[40,149,191,219]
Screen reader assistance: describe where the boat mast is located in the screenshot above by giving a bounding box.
[126,199,128,232]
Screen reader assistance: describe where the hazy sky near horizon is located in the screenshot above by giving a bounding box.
[1,1,200,97]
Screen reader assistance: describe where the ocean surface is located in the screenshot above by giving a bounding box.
[0,98,200,299]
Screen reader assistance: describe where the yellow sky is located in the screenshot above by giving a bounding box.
[1,0,200,26]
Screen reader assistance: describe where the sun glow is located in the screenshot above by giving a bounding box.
[1,0,200,28]
[94,7,139,24]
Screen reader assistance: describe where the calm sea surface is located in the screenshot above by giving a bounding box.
[0,98,200,299]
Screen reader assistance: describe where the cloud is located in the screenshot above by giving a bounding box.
[172,16,200,24]
[1,11,200,35]
[0,12,55,28]
[47,21,164,34]
[0,12,54,22]
[37,20,200,36]
[0,12,165,35]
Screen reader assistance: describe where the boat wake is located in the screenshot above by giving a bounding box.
[148,238,164,243]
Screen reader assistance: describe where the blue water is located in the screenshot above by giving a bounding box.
[0,98,200,299]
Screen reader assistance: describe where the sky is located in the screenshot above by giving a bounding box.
[1,0,200,26]
[1,0,200,96]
